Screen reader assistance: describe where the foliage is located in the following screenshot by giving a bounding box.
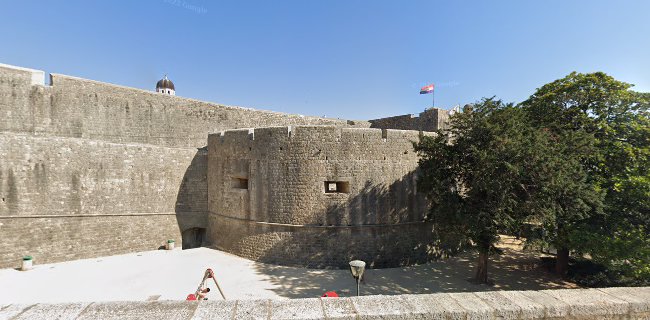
[570,224,650,282]
[415,72,648,284]
[520,72,650,282]
[414,98,546,283]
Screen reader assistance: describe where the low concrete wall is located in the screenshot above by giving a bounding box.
[1,287,648,319]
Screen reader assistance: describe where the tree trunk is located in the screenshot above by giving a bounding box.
[556,247,569,277]
[475,250,489,283]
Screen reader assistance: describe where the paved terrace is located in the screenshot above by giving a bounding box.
[0,238,576,303]
[0,240,648,319]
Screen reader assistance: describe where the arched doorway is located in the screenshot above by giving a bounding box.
[182,227,206,249]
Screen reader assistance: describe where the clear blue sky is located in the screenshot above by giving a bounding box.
[1,1,648,120]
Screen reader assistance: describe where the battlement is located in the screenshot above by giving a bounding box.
[369,107,450,132]
[209,126,432,164]
[211,126,428,152]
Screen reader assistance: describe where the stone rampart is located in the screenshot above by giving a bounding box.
[207,126,435,268]
[0,63,367,268]
[0,64,369,149]
[0,132,205,266]
[1,287,648,319]
[369,107,450,132]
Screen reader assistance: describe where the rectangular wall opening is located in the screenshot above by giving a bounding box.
[231,177,249,189]
[324,181,350,194]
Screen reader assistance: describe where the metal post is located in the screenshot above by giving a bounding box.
[432,89,435,108]
[349,260,366,297]
[356,278,360,296]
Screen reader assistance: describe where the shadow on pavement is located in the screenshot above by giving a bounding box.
[252,237,578,299]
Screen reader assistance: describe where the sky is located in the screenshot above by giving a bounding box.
[1,0,648,120]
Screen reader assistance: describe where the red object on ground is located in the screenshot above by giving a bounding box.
[321,291,339,298]
[186,294,197,300]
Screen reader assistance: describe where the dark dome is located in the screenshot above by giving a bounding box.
[156,76,175,90]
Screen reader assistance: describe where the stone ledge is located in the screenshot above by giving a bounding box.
[0,63,45,85]
[1,287,648,319]
[208,211,427,229]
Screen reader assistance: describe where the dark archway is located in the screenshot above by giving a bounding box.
[182,227,206,249]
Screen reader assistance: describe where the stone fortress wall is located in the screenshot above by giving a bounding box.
[369,107,450,132]
[207,126,435,268]
[0,63,372,268]
[2,65,648,319]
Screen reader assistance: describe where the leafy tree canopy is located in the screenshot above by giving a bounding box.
[415,72,648,284]
[521,72,649,282]
[415,98,555,283]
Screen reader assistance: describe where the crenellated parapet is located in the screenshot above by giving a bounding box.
[209,126,427,163]
[368,107,450,132]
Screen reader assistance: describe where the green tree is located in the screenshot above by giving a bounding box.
[521,72,649,280]
[414,98,543,283]
[523,128,603,277]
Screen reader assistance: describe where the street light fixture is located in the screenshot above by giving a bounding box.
[349,260,366,296]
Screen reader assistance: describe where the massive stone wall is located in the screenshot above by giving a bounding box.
[368,107,450,132]
[0,64,369,149]
[207,126,435,268]
[2,287,648,319]
[0,133,199,217]
[0,63,368,268]
[0,215,181,267]
[0,132,204,267]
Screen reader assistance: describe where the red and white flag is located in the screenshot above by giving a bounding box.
[419,84,434,94]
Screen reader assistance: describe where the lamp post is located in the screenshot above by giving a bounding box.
[348,260,366,296]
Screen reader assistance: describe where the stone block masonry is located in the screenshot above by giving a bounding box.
[208,214,435,268]
[0,215,180,268]
[0,64,370,149]
[0,132,203,267]
[208,126,437,268]
[1,287,648,319]
[369,107,450,132]
[0,63,368,268]
[0,133,201,217]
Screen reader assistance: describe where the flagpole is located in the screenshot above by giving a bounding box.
[432,88,435,108]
